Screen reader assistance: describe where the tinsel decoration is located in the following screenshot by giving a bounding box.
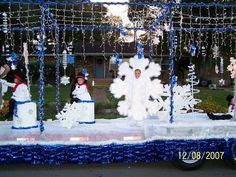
[189,41,197,57]
[23,43,31,93]
[137,41,143,59]
[37,3,47,133]
[215,60,219,74]
[60,50,70,85]
[186,63,201,112]
[219,57,225,86]
[110,54,122,66]
[118,23,126,37]
[10,52,18,70]
[174,35,178,49]
[201,44,206,58]
[2,12,8,34]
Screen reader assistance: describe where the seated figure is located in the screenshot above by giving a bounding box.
[207,95,234,120]
[0,72,37,129]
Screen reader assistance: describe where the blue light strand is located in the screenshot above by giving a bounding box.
[169,9,175,124]
[37,2,46,133]
[2,1,236,8]
[0,26,235,33]
[43,4,61,114]
[148,30,153,61]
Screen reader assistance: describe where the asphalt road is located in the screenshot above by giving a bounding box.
[0,160,235,177]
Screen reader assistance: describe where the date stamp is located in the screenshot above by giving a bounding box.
[178,151,224,160]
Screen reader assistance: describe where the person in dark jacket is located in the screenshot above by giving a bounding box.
[207,95,234,120]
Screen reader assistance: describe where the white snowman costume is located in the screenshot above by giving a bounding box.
[11,83,31,102]
[72,83,91,101]
[0,80,30,102]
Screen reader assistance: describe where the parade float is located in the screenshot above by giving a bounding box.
[0,0,235,170]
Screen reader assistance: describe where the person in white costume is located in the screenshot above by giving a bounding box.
[0,72,30,118]
[127,69,147,121]
[70,73,91,103]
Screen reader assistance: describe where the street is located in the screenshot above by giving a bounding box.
[0,160,235,177]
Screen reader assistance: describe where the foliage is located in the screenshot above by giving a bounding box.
[195,98,228,113]
[0,100,10,120]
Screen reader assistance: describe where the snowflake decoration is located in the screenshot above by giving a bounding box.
[60,75,70,85]
[161,84,199,115]
[227,57,236,78]
[55,103,79,129]
[110,55,163,121]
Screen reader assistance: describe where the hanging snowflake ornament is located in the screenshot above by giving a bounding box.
[164,23,171,31]
[60,76,70,85]
[227,57,236,78]
[110,53,163,121]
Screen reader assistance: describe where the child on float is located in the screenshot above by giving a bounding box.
[128,68,147,122]
[70,73,91,103]
[1,72,30,118]
[207,95,234,120]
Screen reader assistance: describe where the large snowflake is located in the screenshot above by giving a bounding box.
[55,103,79,129]
[161,84,199,115]
[110,55,163,121]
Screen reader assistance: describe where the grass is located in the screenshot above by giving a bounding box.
[197,87,233,108]
[0,85,233,121]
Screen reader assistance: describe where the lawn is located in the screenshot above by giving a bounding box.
[0,85,233,121]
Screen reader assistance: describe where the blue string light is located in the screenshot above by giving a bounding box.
[169,8,175,124]
[148,30,153,61]
[2,1,235,8]
[37,2,46,133]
